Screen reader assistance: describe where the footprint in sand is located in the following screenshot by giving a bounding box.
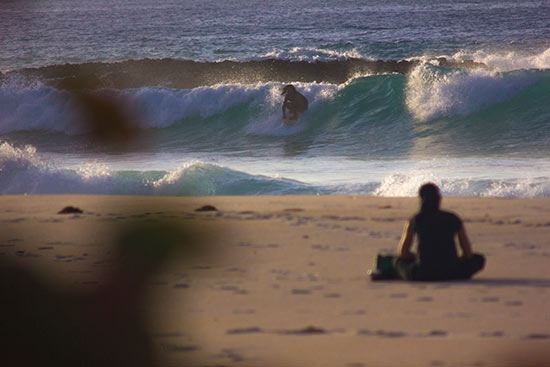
[444,312,473,318]
[218,348,245,362]
[342,310,366,316]
[417,296,433,302]
[284,208,305,213]
[160,343,200,353]
[15,250,40,258]
[526,333,550,339]
[232,309,256,315]
[427,330,448,337]
[504,300,522,307]
[357,329,406,338]
[219,285,248,295]
[55,255,74,262]
[0,239,21,247]
[469,361,487,367]
[389,293,408,299]
[291,289,311,295]
[226,327,263,335]
[3,218,27,223]
[278,326,326,335]
[480,331,504,338]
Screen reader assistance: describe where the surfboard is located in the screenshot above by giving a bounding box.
[283,117,298,125]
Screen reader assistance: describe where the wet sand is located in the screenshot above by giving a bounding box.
[1,195,550,366]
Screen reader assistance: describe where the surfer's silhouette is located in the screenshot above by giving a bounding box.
[281,85,308,124]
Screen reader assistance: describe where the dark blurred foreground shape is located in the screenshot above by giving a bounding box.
[64,76,143,150]
[0,221,198,367]
[0,65,199,365]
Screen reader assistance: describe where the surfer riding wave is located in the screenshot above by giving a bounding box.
[281,85,308,124]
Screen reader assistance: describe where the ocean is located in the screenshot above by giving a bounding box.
[1,0,550,197]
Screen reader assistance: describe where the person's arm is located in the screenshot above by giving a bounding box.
[457,226,473,259]
[282,98,287,118]
[398,221,415,259]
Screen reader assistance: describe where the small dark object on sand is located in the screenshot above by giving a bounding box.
[58,206,84,214]
[195,205,218,212]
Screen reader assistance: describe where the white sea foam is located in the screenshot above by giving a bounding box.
[482,178,550,198]
[371,171,471,197]
[371,172,550,198]
[258,47,365,62]
[0,141,309,195]
[0,141,115,194]
[405,63,541,121]
[453,47,550,72]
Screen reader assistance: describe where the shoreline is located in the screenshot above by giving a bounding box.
[1,194,550,366]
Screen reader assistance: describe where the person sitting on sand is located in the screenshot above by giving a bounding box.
[281,84,308,124]
[395,183,485,281]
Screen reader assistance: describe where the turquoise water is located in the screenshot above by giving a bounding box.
[1,0,550,196]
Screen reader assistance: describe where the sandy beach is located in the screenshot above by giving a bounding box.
[1,194,550,366]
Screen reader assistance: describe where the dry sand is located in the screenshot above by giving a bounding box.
[1,195,550,366]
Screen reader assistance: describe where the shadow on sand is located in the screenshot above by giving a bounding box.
[468,277,550,288]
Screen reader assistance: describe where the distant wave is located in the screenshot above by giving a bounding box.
[257,47,365,62]
[0,57,486,90]
[4,48,549,91]
[0,141,323,195]
[3,141,550,197]
[450,48,550,73]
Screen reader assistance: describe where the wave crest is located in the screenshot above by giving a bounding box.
[453,47,550,72]
[405,63,542,121]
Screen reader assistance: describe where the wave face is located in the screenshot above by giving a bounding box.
[2,63,550,158]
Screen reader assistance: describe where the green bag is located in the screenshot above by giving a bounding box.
[368,253,399,280]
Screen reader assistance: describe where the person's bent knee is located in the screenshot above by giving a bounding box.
[471,253,486,272]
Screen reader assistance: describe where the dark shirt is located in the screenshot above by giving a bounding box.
[283,93,308,114]
[410,210,462,269]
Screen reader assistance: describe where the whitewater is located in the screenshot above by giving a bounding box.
[1,0,550,197]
